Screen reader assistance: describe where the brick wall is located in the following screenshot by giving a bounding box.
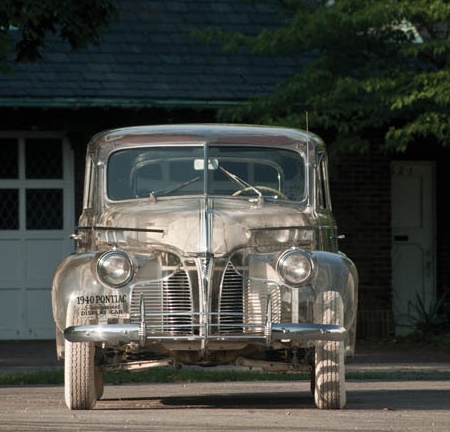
[434,148,450,296]
[329,149,393,338]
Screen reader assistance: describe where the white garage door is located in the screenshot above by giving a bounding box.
[0,134,74,339]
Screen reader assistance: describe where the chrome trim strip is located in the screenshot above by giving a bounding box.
[271,323,347,341]
[65,324,141,342]
[64,322,347,343]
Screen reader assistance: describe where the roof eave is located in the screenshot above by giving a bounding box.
[0,97,243,110]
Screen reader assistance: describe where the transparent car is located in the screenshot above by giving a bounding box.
[52,124,358,410]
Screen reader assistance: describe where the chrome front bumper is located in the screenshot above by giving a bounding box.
[64,321,347,345]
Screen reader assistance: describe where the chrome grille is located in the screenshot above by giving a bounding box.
[218,263,245,333]
[130,260,267,338]
[130,269,194,336]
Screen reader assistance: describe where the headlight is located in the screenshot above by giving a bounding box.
[97,250,133,287]
[277,249,313,287]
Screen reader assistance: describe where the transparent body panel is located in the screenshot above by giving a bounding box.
[52,125,358,410]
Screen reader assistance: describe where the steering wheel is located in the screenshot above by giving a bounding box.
[232,185,288,200]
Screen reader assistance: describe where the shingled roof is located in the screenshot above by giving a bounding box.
[0,0,302,109]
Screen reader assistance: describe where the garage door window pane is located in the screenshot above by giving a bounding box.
[0,189,19,230]
[26,139,63,179]
[26,189,63,229]
[0,139,18,179]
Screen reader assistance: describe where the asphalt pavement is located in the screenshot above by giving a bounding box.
[1,339,450,376]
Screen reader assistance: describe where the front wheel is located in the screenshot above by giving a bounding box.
[313,291,346,409]
[64,306,97,410]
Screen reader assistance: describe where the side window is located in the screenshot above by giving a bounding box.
[317,153,331,210]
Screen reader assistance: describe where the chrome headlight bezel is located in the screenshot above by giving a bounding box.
[97,250,133,288]
[276,248,314,287]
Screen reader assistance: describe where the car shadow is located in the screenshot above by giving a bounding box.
[97,387,450,411]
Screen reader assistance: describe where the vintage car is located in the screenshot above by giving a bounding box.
[52,124,358,410]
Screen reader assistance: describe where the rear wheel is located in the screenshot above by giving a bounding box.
[310,366,315,395]
[64,307,97,410]
[313,291,346,409]
[95,366,104,400]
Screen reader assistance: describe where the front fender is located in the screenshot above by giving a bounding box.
[312,250,359,354]
[52,251,132,337]
[52,252,98,333]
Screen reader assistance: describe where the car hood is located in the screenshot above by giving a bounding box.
[98,197,313,256]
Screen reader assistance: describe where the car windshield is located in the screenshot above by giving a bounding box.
[107,145,305,201]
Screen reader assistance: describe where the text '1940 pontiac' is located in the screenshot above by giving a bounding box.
[52,124,358,410]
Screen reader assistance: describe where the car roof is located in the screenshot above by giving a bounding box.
[88,124,325,161]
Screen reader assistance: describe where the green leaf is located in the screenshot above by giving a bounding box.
[204,0,450,153]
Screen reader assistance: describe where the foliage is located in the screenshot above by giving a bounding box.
[405,292,447,336]
[0,368,308,386]
[2,366,448,386]
[198,0,450,154]
[0,369,64,386]
[0,0,118,72]
[103,367,309,385]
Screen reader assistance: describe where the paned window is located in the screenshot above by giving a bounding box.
[26,189,63,230]
[25,139,63,179]
[0,189,19,229]
[0,137,64,230]
[0,139,18,179]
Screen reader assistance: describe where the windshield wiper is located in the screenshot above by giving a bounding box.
[150,176,201,199]
[219,166,263,199]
